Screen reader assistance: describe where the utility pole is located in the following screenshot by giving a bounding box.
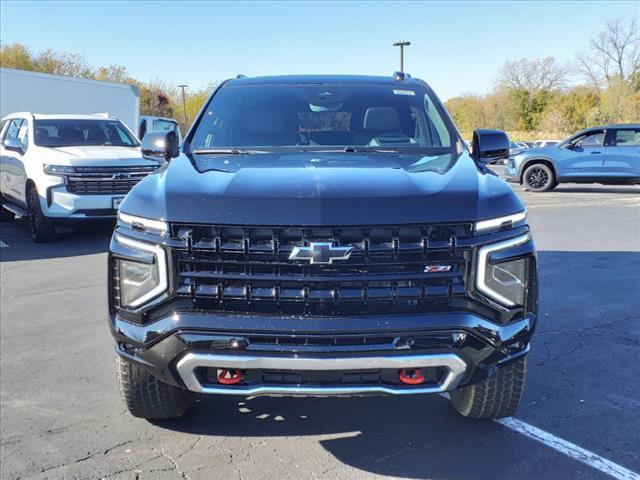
[393,41,411,72]
[178,84,188,127]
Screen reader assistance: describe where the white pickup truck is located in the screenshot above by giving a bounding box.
[0,112,160,242]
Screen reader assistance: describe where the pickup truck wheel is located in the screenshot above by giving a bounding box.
[117,356,194,420]
[450,356,527,419]
[523,163,555,192]
[27,187,57,242]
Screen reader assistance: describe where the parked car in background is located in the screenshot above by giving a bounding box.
[533,140,559,148]
[509,141,527,156]
[138,115,182,143]
[504,124,640,191]
[0,113,160,241]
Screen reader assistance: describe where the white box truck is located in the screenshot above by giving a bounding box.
[0,67,140,132]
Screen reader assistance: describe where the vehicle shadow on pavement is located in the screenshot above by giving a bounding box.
[0,219,113,262]
[154,394,552,479]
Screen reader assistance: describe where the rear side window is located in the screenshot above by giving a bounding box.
[614,129,640,146]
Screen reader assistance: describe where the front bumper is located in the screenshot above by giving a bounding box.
[111,311,535,396]
[42,185,122,219]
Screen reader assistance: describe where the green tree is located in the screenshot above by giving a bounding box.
[139,83,176,118]
[94,65,133,83]
[589,78,640,123]
[34,48,93,78]
[0,43,37,70]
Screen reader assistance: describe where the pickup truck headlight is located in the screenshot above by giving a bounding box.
[476,234,530,307]
[43,164,75,175]
[115,234,168,308]
[475,211,526,233]
[118,211,168,236]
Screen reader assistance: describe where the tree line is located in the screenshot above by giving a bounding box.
[1,17,638,140]
[445,18,639,140]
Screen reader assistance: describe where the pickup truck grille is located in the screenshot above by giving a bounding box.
[66,166,157,195]
[171,223,472,316]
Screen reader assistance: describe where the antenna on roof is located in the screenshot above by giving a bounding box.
[236,74,247,79]
[392,41,411,72]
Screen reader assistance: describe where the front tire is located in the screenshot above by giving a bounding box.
[27,187,57,242]
[522,163,555,192]
[450,356,528,419]
[117,356,194,420]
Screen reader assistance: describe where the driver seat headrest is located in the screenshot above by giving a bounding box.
[57,125,85,143]
[362,107,401,132]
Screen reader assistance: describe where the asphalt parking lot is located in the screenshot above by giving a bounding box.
[1,168,639,480]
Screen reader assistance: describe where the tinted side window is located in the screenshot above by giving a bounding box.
[614,129,640,146]
[579,131,604,147]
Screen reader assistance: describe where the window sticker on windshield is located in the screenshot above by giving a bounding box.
[393,89,415,96]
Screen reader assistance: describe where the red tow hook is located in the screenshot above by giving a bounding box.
[217,369,244,385]
[398,368,425,385]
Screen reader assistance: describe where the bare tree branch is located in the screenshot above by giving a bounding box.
[495,57,568,93]
[577,17,640,86]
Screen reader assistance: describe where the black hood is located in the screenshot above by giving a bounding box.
[121,151,524,226]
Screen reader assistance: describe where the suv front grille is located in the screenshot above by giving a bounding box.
[66,166,157,195]
[171,224,472,316]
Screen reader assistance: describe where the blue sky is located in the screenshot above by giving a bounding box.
[1,1,638,99]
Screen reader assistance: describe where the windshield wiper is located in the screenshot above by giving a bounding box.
[191,148,267,155]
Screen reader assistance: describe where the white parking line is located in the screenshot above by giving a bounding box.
[437,394,639,479]
[497,418,640,480]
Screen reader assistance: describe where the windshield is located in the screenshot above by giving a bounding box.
[33,119,139,147]
[189,83,457,154]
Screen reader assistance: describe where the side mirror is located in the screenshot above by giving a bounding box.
[3,137,25,154]
[141,130,180,162]
[471,129,510,163]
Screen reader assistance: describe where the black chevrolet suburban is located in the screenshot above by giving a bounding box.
[109,74,537,420]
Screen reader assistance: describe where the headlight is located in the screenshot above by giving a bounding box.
[476,234,530,307]
[475,211,527,233]
[115,234,168,308]
[118,211,168,235]
[43,164,75,175]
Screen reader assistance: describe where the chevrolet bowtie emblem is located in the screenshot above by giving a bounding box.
[288,242,353,264]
